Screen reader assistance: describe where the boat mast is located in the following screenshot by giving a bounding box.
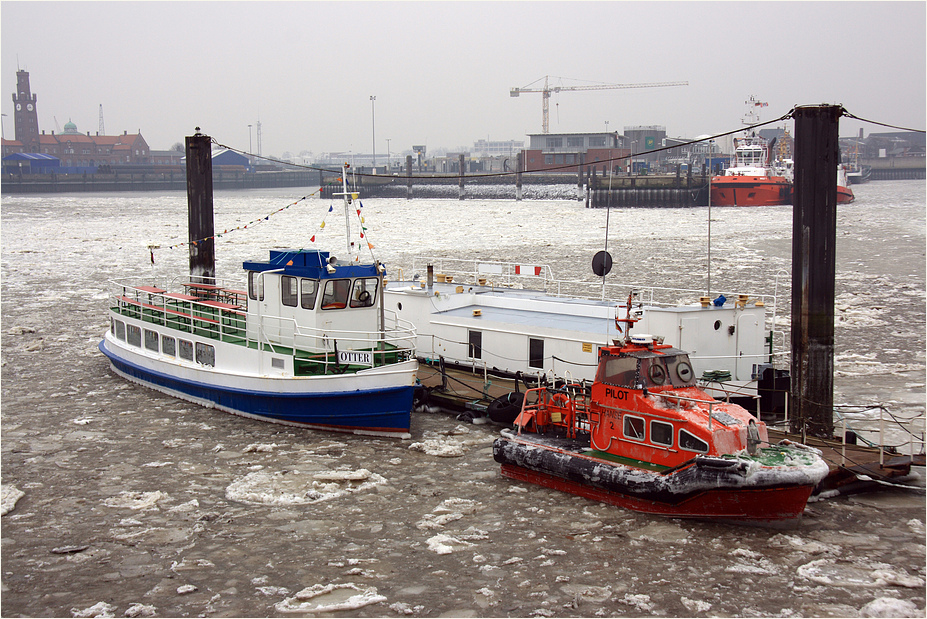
[332,162,354,257]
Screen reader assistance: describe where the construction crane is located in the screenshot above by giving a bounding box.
[510,76,688,133]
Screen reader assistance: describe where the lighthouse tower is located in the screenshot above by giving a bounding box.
[12,70,39,152]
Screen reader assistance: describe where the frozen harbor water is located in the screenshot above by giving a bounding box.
[2,181,924,617]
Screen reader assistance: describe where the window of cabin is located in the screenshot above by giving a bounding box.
[282,276,299,307]
[144,329,159,352]
[127,324,141,347]
[113,319,126,341]
[350,278,378,308]
[666,355,695,387]
[529,338,544,369]
[195,342,215,367]
[321,279,350,309]
[468,330,482,359]
[623,415,645,441]
[179,339,194,361]
[596,355,638,388]
[161,335,176,357]
[301,279,319,309]
[651,420,673,447]
[248,271,264,301]
[679,429,708,453]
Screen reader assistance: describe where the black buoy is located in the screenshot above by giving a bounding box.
[592,250,613,277]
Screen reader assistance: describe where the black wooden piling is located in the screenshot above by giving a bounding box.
[515,152,523,201]
[406,155,413,200]
[458,154,465,200]
[185,129,215,282]
[790,105,841,438]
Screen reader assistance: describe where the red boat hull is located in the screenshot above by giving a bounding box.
[837,185,855,204]
[500,463,815,526]
[710,176,792,206]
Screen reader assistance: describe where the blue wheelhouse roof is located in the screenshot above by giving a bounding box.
[243,249,383,280]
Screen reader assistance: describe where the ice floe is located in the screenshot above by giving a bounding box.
[1,484,25,515]
[798,558,925,588]
[102,490,167,510]
[860,597,922,618]
[70,601,116,617]
[225,467,386,505]
[274,583,386,613]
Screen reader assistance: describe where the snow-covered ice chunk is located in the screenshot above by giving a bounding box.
[274,583,386,613]
[102,491,166,510]
[860,597,922,618]
[70,601,116,617]
[1,484,25,516]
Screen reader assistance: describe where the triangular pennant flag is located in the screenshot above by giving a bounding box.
[310,235,316,242]
[286,260,293,266]
[328,206,334,212]
[320,221,326,229]
[367,242,375,249]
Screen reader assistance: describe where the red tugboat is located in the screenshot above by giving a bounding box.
[492,299,829,526]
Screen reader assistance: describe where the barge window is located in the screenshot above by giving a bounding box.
[529,338,544,369]
[248,272,264,301]
[623,415,645,441]
[161,335,176,357]
[127,324,141,347]
[321,279,350,310]
[468,330,482,359]
[113,319,126,341]
[350,278,378,308]
[301,279,319,309]
[679,429,708,453]
[597,356,638,388]
[144,329,160,352]
[179,339,194,361]
[651,420,673,447]
[282,276,299,307]
[195,342,215,367]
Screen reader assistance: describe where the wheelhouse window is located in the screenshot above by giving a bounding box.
[679,429,708,453]
[248,271,264,301]
[282,276,299,307]
[350,278,378,308]
[529,338,544,369]
[623,415,645,441]
[651,420,674,447]
[597,355,638,388]
[666,355,695,387]
[321,279,350,309]
[468,330,482,359]
[301,279,319,309]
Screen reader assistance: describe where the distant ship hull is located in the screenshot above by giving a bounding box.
[710,175,792,206]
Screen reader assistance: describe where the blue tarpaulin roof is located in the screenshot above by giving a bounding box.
[3,152,60,162]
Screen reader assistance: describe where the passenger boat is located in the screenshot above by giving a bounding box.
[710,134,792,207]
[384,258,784,418]
[99,165,419,437]
[492,309,829,525]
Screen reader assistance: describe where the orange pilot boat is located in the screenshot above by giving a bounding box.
[492,297,829,526]
[710,135,793,207]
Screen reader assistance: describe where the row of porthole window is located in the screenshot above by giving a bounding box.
[112,319,215,367]
[622,414,708,453]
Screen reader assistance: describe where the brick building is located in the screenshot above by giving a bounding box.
[3,70,150,166]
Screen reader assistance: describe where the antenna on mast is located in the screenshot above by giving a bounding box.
[99,104,105,135]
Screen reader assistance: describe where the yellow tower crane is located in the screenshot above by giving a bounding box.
[510,76,688,134]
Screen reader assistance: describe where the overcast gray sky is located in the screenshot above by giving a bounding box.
[2,1,924,157]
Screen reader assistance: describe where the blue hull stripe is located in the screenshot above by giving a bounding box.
[99,340,412,433]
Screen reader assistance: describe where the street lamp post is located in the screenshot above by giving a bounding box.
[248,124,253,170]
[370,96,376,168]
[385,138,391,172]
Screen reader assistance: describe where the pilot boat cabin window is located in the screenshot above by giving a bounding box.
[282,276,299,307]
[623,415,645,441]
[350,278,378,308]
[528,338,544,369]
[248,272,264,301]
[679,429,709,453]
[301,279,319,309]
[321,279,350,310]
[597,355,638,388]
[651,420,674,447]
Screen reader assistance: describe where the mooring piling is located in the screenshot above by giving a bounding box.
[185,129,215,282]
